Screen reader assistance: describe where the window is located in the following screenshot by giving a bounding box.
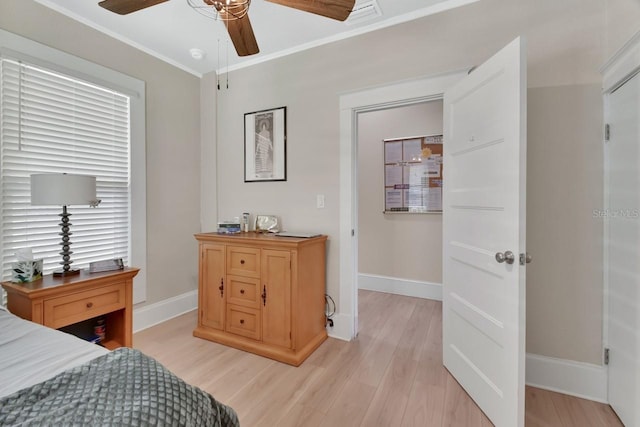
[0,29,146,303]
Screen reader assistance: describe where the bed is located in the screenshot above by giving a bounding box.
[0,306,239,426]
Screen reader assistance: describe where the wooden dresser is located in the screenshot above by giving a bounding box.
[1,268,139,349]
[193,232,328,366]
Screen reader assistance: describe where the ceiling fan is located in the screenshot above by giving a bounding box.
[98,0,356,57]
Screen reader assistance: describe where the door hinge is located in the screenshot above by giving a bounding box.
[605,124,610,142]
[351,229,355,237]
[604,347,610,365]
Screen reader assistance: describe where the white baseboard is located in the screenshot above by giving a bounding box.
[133,290,198,333]
[326,313,353,341]
[358,273,442,301]
[526,353,608,403]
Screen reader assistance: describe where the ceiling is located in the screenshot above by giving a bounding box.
[34,0,478,77]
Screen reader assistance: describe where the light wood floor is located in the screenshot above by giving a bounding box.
[134,290,622,427]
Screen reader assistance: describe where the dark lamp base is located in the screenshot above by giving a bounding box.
[53,269,81,277]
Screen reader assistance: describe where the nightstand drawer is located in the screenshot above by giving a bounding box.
[227,246,260,278]
[44,282,126,329]
[227,275,261,308]
[226,305,261,340]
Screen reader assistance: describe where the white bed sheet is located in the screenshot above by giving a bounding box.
[0,306,109,398]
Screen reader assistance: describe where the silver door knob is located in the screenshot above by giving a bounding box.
[495,251,515,264]
[520,252,532,265]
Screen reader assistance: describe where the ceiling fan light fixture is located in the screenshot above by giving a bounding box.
[102,0,355,58]
[186,0,251,21]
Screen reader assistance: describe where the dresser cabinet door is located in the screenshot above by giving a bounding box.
[200,243,226,330]
[261,249,292,348]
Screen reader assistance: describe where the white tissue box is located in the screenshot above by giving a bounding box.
[11,259,43,283]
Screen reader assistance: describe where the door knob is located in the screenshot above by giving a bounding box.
[495,251,515,264]
[520,252,533,265]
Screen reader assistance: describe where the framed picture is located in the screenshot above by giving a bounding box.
[244,106,287,182]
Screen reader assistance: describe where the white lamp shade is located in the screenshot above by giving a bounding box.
[31,173,96,206]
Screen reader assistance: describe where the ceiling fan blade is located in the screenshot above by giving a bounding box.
[266,0,355,21]
[221,12,260,57]
[98,0,169,15]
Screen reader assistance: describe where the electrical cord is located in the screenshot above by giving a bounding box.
[325,294,336,327]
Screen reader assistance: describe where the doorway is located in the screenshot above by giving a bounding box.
[340,37,528,426]
[337,71,466,341]
[356,100,444,303]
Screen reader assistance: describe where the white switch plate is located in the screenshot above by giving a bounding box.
[317,194,325,209]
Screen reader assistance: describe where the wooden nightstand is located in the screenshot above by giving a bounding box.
[1,267,139,349]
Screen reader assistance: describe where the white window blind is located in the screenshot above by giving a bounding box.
[0,57,131,278]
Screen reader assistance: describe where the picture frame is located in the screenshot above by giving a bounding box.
[244,106,287,182]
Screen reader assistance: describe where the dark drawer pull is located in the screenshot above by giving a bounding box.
[240,319,245,325]
[240,259,245,265]
[86,302,93,308]
[240,289,245,294]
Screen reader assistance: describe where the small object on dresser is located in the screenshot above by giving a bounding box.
[254,215,279,233]
[11,248,43,283]
[94,317,106,343]
[217,221,241,234]
[89,258,124,273]
[11,259,43,283]
[242,213,250,232]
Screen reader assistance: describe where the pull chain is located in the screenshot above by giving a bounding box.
[217,39,221,90]
[226,40,229,89]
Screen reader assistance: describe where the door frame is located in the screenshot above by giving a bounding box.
[336,70,468,340]
[600,29,640,403]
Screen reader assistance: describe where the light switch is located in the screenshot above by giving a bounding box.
[317,194,325,209]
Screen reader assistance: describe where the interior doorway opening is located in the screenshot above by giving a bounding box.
[356,100,445,324]
[338,70,466,341]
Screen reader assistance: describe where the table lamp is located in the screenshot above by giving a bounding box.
[30,173,98,277]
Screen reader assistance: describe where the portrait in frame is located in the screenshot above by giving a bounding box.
[244,106,287,182]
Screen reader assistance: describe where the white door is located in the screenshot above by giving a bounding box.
[443,37,527,427]
[607,69,640,427]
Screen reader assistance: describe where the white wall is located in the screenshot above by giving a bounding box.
[357,101,444,283]
[0,0,202,306]
[605,0,640,59]
[526,84,604,364]
[210,0,608,365]
[201,72,218,232]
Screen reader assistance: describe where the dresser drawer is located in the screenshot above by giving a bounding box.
[227,275,261,309]
[44,283,126,329]
[226,305,261,340]
[227,246,260,278]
